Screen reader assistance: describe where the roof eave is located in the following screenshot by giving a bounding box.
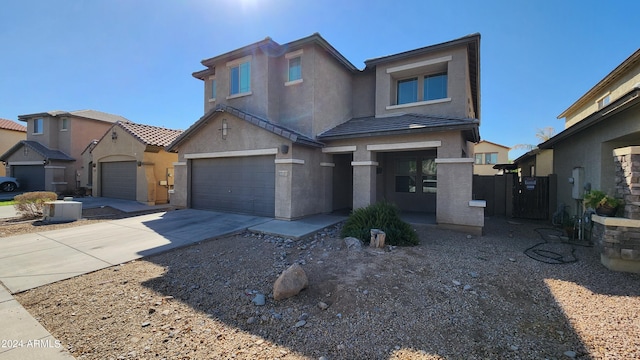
[557,49,640,119]
[541,88,640,149]
[319,123,479,142]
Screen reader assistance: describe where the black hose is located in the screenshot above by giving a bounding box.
[523,228,593,265]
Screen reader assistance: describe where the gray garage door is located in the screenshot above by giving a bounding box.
[191,156,275,217]
[11,165,45,191]
[101,161,137,200]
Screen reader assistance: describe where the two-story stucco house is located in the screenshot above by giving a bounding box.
[168,33,484,234]
[0,119,27,177]
[473,140,510,175]
[540,48,640,217]
[0,110,128,193]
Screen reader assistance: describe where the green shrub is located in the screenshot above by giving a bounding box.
[341,202,419,246]
[13,192,58,219]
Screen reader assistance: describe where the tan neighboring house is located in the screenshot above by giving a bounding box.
[540,48,640,215]
[0,110,127,193]
[0,119,27,177]
[512,148,554,177]
[168,33,485,234]
[473,140,509,175]
[83,121,182,205]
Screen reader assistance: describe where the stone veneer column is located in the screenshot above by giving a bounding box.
[613,146,640,219]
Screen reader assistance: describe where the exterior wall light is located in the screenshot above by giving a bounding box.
[111,131,118,140]
[220,119,229,140]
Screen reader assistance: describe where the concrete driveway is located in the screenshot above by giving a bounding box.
[0,209,271,294]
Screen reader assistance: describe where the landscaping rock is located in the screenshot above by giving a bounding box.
[273,263,308,300]
[344,237,362,250]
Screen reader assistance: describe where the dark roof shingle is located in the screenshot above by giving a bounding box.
[317,113,480,142]
[0,140,74,162]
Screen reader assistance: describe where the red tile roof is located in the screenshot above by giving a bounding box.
[118,122,183,147]
[0,118,27,132]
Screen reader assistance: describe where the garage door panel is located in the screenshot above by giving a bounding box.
[191,156,275,217]
[101,162,137,200]
[12,166,45,191]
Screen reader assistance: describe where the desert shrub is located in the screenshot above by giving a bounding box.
[341,202,419,246]
[13,191,58,219]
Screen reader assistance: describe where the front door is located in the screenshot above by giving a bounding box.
[383,151,437,212]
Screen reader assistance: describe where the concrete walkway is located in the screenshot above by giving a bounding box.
[0,203,345,360]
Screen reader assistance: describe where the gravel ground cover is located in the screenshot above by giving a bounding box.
[11,216,640,360]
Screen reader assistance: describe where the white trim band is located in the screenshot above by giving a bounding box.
[386,55,452,74]
[469,200,487,208]
[185,148,278,159]
[435,158,475,164]
[275,159,305,165]
[7,161,44,165]
[44,166,66,169]
[351,161,379,166]
[285,49,304,59]
[322,145,356,153]
[386,98,451,110]
[320,162,335,167]
[226,55,252,68]
[173,162,187,166]
[367,141,441,152]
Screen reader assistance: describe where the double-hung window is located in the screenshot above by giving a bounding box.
[229,58,251,96]
[288,57,301,82]
[60,118,68,131]
[33,118,43,134]
[387,55,451,109]
[210,78,217,100]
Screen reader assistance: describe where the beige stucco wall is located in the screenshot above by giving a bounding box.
[0,129,26,176]
[553,105,640,216]
[564,62,640,128]
[536,149,554,176]
[352,70,376,118]
[373,46,471,118]
[90,125,178,205]
[473,141,509,175]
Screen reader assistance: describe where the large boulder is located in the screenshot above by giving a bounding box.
[273,263,308,300]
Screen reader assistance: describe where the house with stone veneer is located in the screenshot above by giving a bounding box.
[539,47,640,272]
[168,33,485,234]
[82,121,182,205]
[0,110,126,192]
[0,119,27,177]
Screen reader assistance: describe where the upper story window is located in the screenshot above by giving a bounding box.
[597,94,610,109]
[424,73,447,100]
[475,152,498,165]
[386,55,452,110]
[288,57,301,81]
[33,118,43,134]
[209,77,217,102]
[227,55,251,98]
[285,49,303,86]
[60,118,68,131]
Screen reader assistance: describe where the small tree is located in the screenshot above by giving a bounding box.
[13,192,57,219]
[512,127,556,151]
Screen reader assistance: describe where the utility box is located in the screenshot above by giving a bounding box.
[43,200,83,223]
[571,167,584,199]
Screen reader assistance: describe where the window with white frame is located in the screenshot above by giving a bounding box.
[288,57,301,82]
[210,77,217,101]
[597,94,610,109]
[474,152,498,165]
[387,55,451,109]
[61,118,68,131]
[228,57,251,96]
[33,118,43,134]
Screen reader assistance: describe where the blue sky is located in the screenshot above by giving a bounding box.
[1,0,637,159]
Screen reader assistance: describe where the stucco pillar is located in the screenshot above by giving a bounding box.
[171,162,187,207]
[275,162,293,220]
[143,163,156,205]
[435,158,485,235]
[352,150,377,210]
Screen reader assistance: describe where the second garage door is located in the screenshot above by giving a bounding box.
[101,161,137,200]
[191,156,275,217]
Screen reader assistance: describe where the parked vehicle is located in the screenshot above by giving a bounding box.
[0,177,20,192]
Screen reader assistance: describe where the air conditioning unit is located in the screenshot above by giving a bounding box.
[43,200,82,223]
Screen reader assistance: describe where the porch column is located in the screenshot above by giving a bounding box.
[352,150,377,209]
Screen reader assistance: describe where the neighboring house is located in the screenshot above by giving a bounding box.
[168,33,484,234]
[82,121,182,205]
[473,140,510,175]
[0,118,27,177]
[0,110,128,193]
[512,148,554,178]
[540,48,640,215]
